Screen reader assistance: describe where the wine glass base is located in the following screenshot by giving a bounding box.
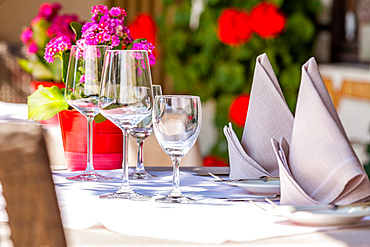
[129,171,157,179]
[155,195,196,204]
[100,191,151,201]
[67,173,113,182]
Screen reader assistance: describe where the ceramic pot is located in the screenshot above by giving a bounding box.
[58,110,123,171]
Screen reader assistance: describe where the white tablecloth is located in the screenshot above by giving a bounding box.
[50,168,370,245]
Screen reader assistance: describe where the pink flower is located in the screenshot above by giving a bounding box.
[132,40,156,66]
[47,14,79,39]
[109,7,126,18]
[28,42,39,54]
[20,27,33,44]
[79,74,85,83]
[44,36,72,63]
[91,5,108,15]
[78,5,132,48]
[38,3,61,22]
[31,16,42,26]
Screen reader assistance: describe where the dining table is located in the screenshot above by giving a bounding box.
[1,101,370,246]
[0,166,369,246]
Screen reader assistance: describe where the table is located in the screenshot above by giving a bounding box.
[0,167,370,246]
[48,167,370,246]
[1,101,370,246]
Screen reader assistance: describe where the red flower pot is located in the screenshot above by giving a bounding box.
[30,80,65,92]
[58,110,123,171]
[30,81,65,126]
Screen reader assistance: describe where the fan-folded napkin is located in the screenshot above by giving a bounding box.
[271,57,370,205]
[224,53,294,179]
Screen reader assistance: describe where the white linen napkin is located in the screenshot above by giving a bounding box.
[272,57,370,205]
[224,53,294,179]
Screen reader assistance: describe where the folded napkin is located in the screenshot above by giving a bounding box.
[272,57,370,205]
[224,53,294,179]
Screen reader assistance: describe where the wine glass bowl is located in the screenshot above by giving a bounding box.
[65,45,112,181]
[98,50,153,200]
[129,85,162,179]
[153,95,202,203]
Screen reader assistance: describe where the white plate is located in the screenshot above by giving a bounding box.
[227,178,280,195]
[284,205,370,226]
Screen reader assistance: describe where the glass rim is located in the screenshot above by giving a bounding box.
[71,44,110,48]
[105,49,148,53]
[155,95,200,99]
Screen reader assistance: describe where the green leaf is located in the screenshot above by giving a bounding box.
[18,59,32,74]
[94,113,107,123]
[30,62,54,80]
[48,59,62,82]
[19,59,54,81]
[31,19,49,49]
[70,22,83,41]
[27,86,68,121]
[126,38,147,50]
[61,51,70,84]
[286,13,315,42]
[132,38,146,43]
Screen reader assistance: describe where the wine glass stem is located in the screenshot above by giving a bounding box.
[85,116,96,174]
[121,129,131,190]
[170,156,182,197]
[136,139,145,173]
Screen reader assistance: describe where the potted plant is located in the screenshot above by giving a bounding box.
[19,2,82,91]
[27,4,156,171]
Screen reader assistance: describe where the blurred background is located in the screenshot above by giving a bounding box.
[0,0,369,170]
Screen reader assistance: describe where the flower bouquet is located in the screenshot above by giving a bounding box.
[19,2,81,82]
[27,4,155,122]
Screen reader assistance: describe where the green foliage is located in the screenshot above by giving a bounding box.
[27,85,68,121]
[158,0,321,161]
[71,22,83,41]
[20,19,62,81]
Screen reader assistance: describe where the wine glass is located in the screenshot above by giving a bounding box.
[153,95,202,203]
[98,50,153,200]
[65,45,112,181]
[129,85,162,179]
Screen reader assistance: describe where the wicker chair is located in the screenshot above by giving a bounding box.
[0,42,31,103]
[0,121,66,247]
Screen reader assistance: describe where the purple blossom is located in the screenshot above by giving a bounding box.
[132,40,156,66]
[20,28,33,44]
[44,36,72,63]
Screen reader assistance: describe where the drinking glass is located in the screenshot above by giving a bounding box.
[98,50,153,200]
[129,85,162,179]
[65,45,112,181]
[153,95,202,203]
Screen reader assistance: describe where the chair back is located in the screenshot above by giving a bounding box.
[0,121,66,247]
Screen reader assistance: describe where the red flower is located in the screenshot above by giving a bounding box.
[217,8,251,46]
[249,3,285,38]
[128,13,158,57]
[203,155,228,167]
[229,94,250,127]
